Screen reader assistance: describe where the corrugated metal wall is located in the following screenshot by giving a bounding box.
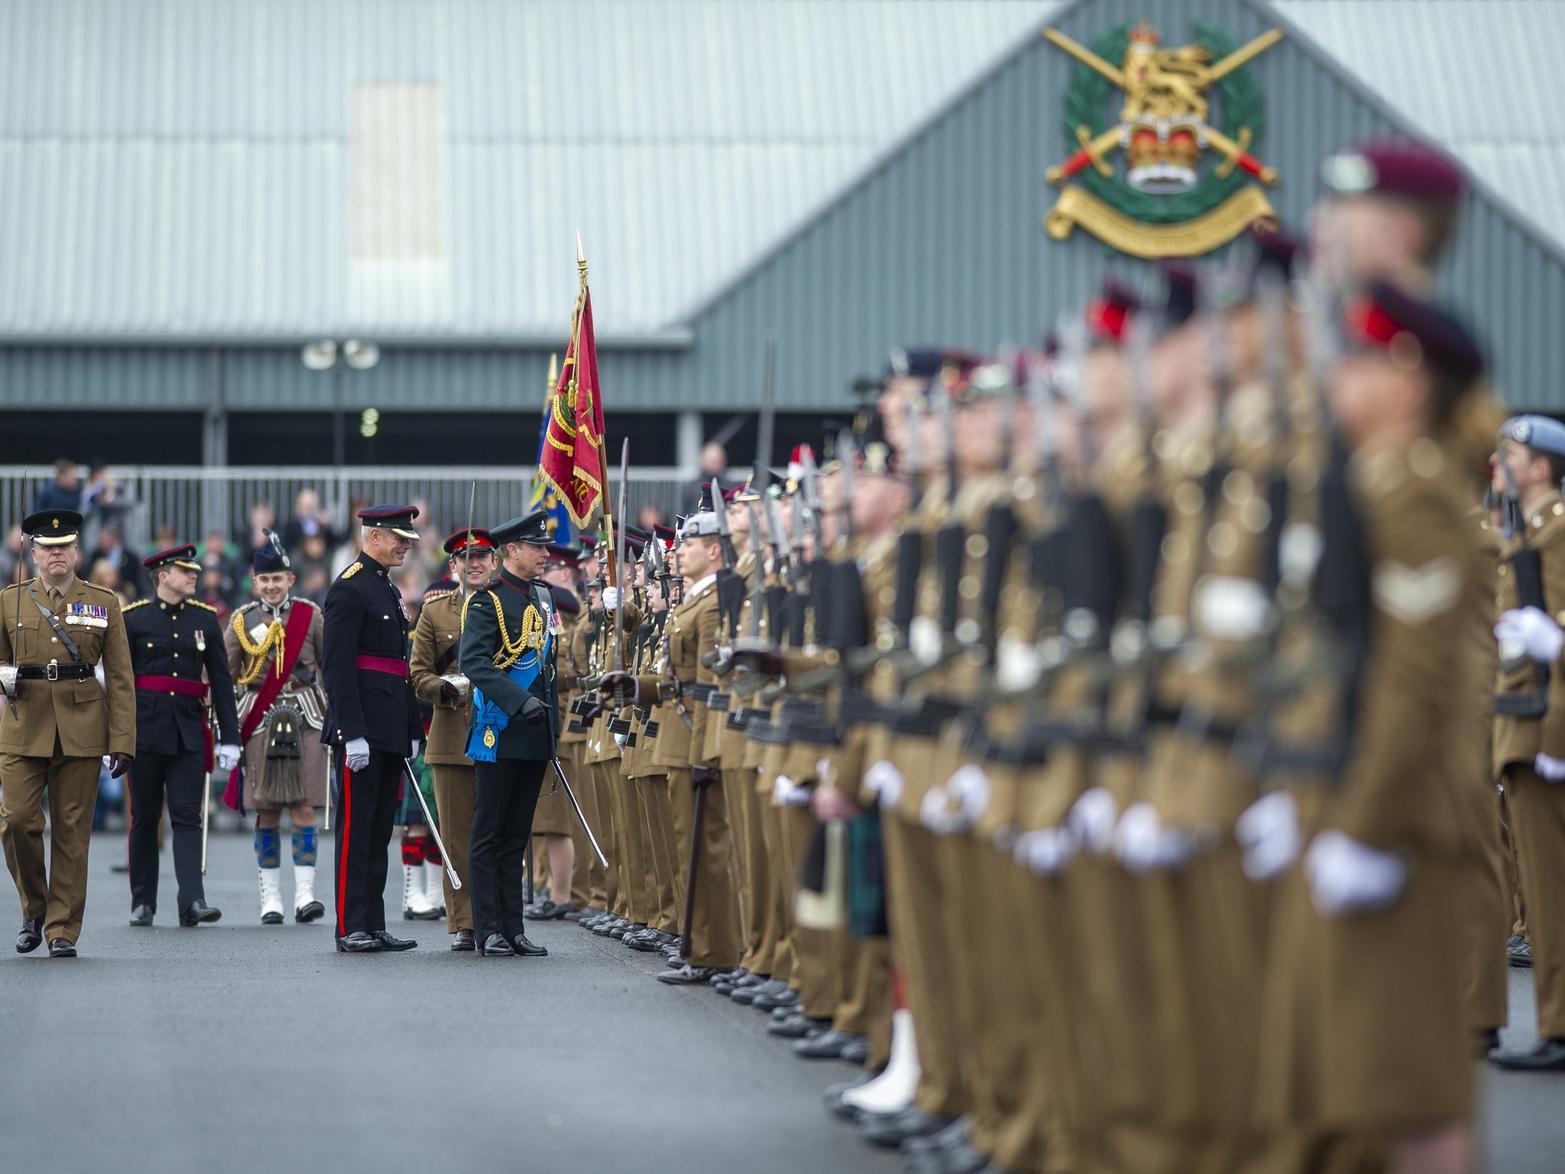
[0,0,1561,422]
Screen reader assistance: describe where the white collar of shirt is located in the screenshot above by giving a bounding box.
[686,573,717,601]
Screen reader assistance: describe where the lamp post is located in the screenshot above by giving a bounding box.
[301,338,380,518]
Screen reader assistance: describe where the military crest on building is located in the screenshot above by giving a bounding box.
[1043,21,1284,258]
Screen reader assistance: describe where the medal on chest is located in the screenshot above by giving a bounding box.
[194,626,207,653]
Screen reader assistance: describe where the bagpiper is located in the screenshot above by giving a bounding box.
[223,535,329,925]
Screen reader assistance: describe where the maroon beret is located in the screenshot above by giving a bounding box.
[1320,138,1465,203]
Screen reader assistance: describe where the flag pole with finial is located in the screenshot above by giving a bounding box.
[576,232,619,604]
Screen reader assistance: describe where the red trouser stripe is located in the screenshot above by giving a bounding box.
[337,760,353,934]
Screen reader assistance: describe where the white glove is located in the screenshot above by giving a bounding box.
[1304,829,1407,918]
[1065,787,1118,855]
[345,737,371,773]
[1113,803,1191,873]
[946,764,992,826]
[1536,753,1565,782]
[774,775,812,807]
[1235,791,1300,881]
[410,739,422,758]
[1014,826,1077,877]
[217,744,241,773]
[613,733,628,751]
[1494,606,1565,663]
[864,760,904,811]
[602,586,620,612]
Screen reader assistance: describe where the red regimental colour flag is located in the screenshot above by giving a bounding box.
[537,289,607,527]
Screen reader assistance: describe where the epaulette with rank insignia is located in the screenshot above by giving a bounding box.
[236,601,260,614]
[82,580,119,598]
[340,562,362,580]
[423,589,455,604]
[123,599,151,611]
[189,600,217,613]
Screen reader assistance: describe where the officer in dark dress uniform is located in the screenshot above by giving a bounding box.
[459,509,559,958]
[122,544,241,927]
[321,505,424,954]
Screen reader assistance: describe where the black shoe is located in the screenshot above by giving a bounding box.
[1510,939,1534,968]
[657,964,718,986]
[563,906,594,923]
[47,938,77,958]
[628,933,670,954]
[15,917,43,954]
[478,933,515,956]
[512,933,549,957]
[336,931,383,953]
[128,904,155,927]
[860,1108,954,1150]
[610,921,642,940]
[903,1117,972,1158]
[732,978,778,1006]
[371,930,418,952]
[262,910,285,926]
[592,916,624,936]
[796,1028,861,1059]
[178,900,222,927]
[525,899,572,921]
[295,900,326,924]
[450,929,476,952]
[769,1014,829,1040]
[753,986,801,1013]
[906,1138,992,1174]
[1490,1038,1565,1071]
[840,1036,870,1066]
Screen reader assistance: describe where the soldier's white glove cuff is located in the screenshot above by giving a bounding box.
[946,763,992,825]
[1014,827,1077,876]
[774,775,812,807]
[602,587,620,613]
[1536,753,1565,782]
[864,760,904,811]
[1113,803,1190,873]
[217,744,242,772]
[1304,830,1406,918]
[345,737,371,773]
[1066,787,1118,855]
[1235,791,1300,881]
[410,739,421,759]
[1494,606,1565,663]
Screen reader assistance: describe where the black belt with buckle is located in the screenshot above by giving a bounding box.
[708,691,731,712]
[685,682,716,704]
[19,663,93,682]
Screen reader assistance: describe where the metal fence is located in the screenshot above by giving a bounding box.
[0,465,700,553]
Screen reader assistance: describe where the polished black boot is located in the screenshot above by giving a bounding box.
[512,933,549,957]
[15,917,43,953]
[478,933,515,956]
[128,905,155,927]
[178,899,222,927]
[371,930,418,951]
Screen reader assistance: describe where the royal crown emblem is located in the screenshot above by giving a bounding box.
[1043,21,1284,257]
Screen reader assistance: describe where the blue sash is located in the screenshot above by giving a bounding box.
[465,631,553,763]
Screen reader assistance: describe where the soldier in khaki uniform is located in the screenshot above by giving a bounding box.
[409,527,498,951]
[1487,414,1565,1071]
[1257,282,1487,1174]
[604,509,742,984]
[0,509,135,957]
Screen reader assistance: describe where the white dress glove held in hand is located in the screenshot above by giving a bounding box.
[217,744,241,773]
[1304,830,1407,917]
[602,587,620,612]
[345,737,371,773]
[1494,606,1565,663]
[1536,753,1565,782]
[1235,790,1300,881]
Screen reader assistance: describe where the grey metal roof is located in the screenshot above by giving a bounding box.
[1272,0,1565,258]
[0,0,1059,343]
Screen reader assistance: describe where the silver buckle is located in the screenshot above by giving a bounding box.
[45,660,59,682]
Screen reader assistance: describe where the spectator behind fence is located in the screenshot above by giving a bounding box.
[0,524,23,585]
[31,458,82,515]
[80,462,134,555]
[682,441,729,509]
[282,487,335,558]
[240,500,277,556]
[89,522,144,601]
[87,557,129,607]
[636,503,668,533]
[199,530,243,610]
